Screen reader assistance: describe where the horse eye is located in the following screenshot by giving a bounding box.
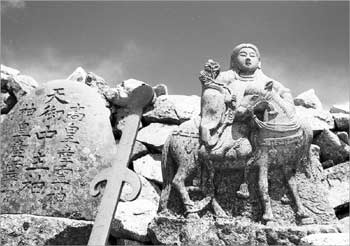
[251,95,259,100]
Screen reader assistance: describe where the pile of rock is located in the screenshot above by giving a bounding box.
[0,66,348,245]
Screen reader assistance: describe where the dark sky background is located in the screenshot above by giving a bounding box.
[1,1,349,108]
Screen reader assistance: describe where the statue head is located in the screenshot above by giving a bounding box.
[230,43,261,75]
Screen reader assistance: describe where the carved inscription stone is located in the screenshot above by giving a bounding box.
[0,80,118,220]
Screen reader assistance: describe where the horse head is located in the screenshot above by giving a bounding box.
[235,81,278,123]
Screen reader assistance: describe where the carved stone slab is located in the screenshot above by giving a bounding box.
[0,80,118,220]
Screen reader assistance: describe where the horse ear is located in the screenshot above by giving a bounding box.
[265,81,273,91]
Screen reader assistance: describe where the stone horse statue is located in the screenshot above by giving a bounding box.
[158,86,252,217]
[235,81,313,223]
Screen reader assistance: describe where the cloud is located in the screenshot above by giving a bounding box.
[1,40,142,87]
[1,0,26,14]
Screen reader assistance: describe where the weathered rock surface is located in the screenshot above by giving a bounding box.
[330,103,349,114]
[112,175,160,242]
[337,131,349,145]
[0,214,93,246]
[295,106,334,131]
[294,89,323,110]
[0,80,118,220]
[133,154,162,184]
[299,233,349,245]
[1,64,38,114]
[148,217,341,246]
[131,140,149,161]
[66,67,87,83]
[143,95,200,124]
[338,216,350,233]
[322,161,350,209]
[332,113,350,131]
[314,129,350,164]
[137,123,178,152]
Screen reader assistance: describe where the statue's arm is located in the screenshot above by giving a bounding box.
[272,80,294,104]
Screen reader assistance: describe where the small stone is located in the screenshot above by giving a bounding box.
[295,106,334,131]
[294,89,323,110]
[66,67,87,83]
[133,154,162,184]
[337,131,349,145]
[330,103,349,114]
[300,233,349,245]
[332,113,349,132]
[131,140,149,161]
[314,129,350,164]
[136,123,178,152]
[143,95,200,124]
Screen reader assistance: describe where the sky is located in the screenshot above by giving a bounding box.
[1,1,349,108]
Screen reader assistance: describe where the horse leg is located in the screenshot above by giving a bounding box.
[172,162,195,214]
[283,162,309,220]
[257,154,274,222]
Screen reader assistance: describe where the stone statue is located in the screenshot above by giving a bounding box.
[158,43,336,226]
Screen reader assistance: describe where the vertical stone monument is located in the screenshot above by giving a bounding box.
[0,80,118,220]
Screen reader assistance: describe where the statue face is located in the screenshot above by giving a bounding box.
[236,47,259,74]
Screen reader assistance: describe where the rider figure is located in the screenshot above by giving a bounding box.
[199,43,293,197]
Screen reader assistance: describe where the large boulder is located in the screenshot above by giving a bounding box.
[332,113,349,132]
[0,214,93,245]
[0,80,118,220]
[143,95,200,124]
[295,106,334,131]
[299,233,349,246]
[1,64,38,114]
[330,103,349,114]
[314,129,350,165]
[294,89,323,110]
[322,161,350,209]
[111,175,160,242]
[136,123,178,152]
[133,154,162,184]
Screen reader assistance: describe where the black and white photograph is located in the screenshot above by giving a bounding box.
[1,1,349,245]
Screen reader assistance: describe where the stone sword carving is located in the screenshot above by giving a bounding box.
[87,83,154,246]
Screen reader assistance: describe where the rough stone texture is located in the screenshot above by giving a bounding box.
[1,64,38,114]
[295,106,335,131]
[322,161,350,209]
[0,214,93,246]
[330,103,350,114]
[314,129,350,164]
[337,131,349,145]
[299,233,349,245]
[143,95,200,124]
[1,64,38,94]
[162,152,336,225]
[338,216,350,233]
[111,175,160,242]
[0,80,118,220]
[294,89,323,110]
[136,123,178,152]
[133,154,162,184]
[332,113,350,132]
[131,140,149,161]
[148,216,341,246]
[66,67,87,83]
